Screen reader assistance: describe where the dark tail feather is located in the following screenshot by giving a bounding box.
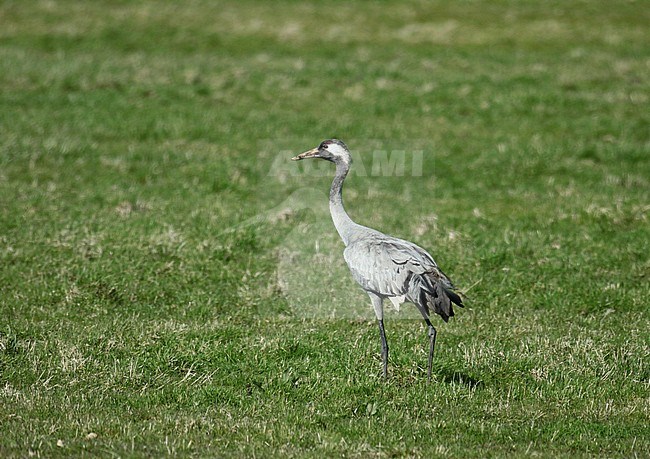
[443,287,464,308]
[411,271,464,323]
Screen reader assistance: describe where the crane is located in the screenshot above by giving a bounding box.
[292,139,464,381]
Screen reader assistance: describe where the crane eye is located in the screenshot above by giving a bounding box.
[322,144,328,149]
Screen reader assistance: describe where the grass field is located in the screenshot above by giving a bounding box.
[1,0,649,457]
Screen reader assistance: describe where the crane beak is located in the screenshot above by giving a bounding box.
[291,147,320,161]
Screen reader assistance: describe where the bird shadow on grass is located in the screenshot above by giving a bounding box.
[388,363,485,390]
[433,365,484,390]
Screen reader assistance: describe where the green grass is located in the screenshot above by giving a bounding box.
[1,0,649,457]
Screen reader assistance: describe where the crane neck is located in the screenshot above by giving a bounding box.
[329,160,359,246]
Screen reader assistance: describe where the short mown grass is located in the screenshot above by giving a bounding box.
[1,1,648,457]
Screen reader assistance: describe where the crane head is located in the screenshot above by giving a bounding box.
[291,139,351,165]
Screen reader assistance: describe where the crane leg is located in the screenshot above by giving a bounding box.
[369,293,388,379]
[377,319,389,380]
[425,319,437,383]
[413,302,437,381]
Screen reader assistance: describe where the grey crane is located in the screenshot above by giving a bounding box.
[292,139,464,381]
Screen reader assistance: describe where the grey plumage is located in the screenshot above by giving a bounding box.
[292,139,463,380]
[344,234,461,322]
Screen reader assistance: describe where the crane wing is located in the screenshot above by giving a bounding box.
[343,234,443,297]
